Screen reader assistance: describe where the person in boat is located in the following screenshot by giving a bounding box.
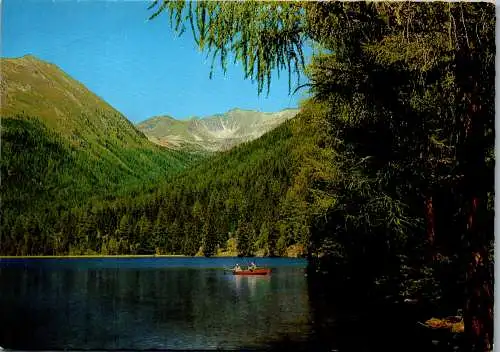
[234,264,242,272]
[249,262,257,271]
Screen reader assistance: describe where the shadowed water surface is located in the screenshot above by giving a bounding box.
[0,257,310,350]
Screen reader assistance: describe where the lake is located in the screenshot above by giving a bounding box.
[0,257,312,351]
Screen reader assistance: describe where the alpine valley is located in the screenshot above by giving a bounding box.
[1,55,325,257]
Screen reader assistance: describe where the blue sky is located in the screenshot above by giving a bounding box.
[1,0,310,123]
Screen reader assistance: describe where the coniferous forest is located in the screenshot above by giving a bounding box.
[1,109,326,257]
[1,2,495,351]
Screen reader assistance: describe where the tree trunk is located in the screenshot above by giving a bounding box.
[459,69,494,351]
[424,194,436,261]
[464,197,493,352]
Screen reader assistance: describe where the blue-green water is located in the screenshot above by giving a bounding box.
[0,257,310,350]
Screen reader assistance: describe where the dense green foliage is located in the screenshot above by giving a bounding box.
[302,0,495,285]
[303,7,494,350]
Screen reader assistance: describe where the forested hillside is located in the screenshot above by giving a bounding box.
[1,102,332,257]
[0,56,202,254]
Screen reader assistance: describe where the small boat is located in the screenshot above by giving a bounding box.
[232,268,271,275]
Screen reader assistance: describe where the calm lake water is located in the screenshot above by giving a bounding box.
[0,257,311,351]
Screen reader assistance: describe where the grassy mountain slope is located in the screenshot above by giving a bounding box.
[137,108,299,152]
[0,55,201,246]
[2,55,145,144]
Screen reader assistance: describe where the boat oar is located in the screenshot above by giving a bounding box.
[223,266,235,273]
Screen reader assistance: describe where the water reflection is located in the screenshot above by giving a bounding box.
[0,261,310,350]
[232,274,271,297]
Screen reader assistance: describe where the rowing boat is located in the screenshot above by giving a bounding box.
[232,268,271,275]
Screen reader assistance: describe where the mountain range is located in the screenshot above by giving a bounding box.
[136,108,299,152]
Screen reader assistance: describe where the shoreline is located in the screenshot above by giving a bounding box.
[0,255,186,259]
[0,255,306,259]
